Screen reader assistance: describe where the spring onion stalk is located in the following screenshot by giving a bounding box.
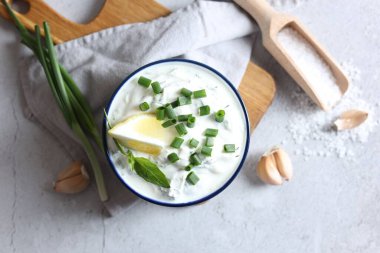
[3,1,102,148]
[60,66,103,150]
[2,1,108,201]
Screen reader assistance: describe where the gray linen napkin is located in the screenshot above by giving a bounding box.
[19,0,258,215]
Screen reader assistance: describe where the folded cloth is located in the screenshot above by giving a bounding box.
[19,0,258,215]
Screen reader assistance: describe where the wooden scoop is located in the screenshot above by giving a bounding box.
[234,0,349,111]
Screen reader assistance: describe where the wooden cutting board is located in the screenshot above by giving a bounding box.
[0,0,275,131]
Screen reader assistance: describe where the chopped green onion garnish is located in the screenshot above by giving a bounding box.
[193,89,207,98]
[205,137,214,147]
[188,138,199,148]
[215,110,225,122]
[139,102,150,111]
[167,153,179,163]
[138,76,151,88]
[178,114,191,121]
[151,81,162,94]
[162,119,177,128]
[187,116,196,128]
[186,171,200,185]
[156,107,166,120]
[201,146,212,156]
[170,100,179,108]
[224,144,236,153]
[177,96,192,106]
[175,123,188,136]
[180,88,192,97]
[205,128,218,137]
[165,104,176,119]
[199,105,210,116]
[185,164,193,171]
[170,137,184,149]
[189,153,202,166]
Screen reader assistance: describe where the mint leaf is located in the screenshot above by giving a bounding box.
[127,151,170,188]
[133,157,170,188]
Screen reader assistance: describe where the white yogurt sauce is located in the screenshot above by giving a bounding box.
[107,61,248,204]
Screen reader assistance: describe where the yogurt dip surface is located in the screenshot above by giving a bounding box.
[105,60,249,205]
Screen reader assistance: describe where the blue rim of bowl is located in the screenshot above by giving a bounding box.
[103,59,250,207]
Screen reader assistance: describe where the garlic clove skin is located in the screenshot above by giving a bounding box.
[334,109,368,131]
[256,154,283,185]
[271,147,293,180]
[54,161,90,194]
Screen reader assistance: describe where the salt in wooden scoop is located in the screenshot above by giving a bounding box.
[234,0,349,111]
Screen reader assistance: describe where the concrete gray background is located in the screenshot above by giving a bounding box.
[0,0,379,252]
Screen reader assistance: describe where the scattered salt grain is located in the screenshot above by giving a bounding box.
[284,61,378,161]
[340,60,361,82]
[277,27,342,109]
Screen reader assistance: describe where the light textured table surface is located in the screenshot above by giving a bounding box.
[1,0,379,252]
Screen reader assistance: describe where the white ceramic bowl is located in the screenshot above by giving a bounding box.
[103,59,250,207]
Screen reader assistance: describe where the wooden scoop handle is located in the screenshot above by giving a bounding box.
[0,0,170,43]
[233,0,278,30]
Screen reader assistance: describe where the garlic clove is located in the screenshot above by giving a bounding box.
[256,154,283,185]
[54,161,90,194]
[54,173,90,194]
[271,147,293,180]
[256,146,294,185]
[56,161,83,181]
[334,109,368,131]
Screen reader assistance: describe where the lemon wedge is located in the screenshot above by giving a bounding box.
[108,113,174,155]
